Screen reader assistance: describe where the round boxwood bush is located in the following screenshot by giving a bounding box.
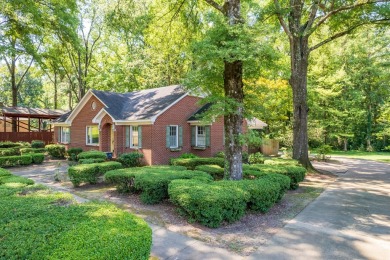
[117,152,144,167]
[45,144,66,159]
[31,153,45,164]
[31,140,45,148]
[194,165,224,180]
[66,148,83,161]
[78,150,107,160]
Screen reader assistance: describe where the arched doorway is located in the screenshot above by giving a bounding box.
[101,123,114,153]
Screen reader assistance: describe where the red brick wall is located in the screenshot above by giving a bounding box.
[151,96,199,165]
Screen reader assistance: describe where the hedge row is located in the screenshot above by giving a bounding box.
[79,158,106,164]
[104,166,212,204]
[170,157,225,170]
[0,155,33,167]
[243,164,306,189]
[263,158,301,166]
[0,148,20,156]
[0,171,152,259]
[194,165,224,180]
[45,144,66,159]
[20,148,46,155]
[168,177,283,228]
[68,161,123,187]
[78,151,107,160]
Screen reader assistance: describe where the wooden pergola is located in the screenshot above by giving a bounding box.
[0,106,67,144]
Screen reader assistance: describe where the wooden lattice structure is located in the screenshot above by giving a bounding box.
[0,106,66,144]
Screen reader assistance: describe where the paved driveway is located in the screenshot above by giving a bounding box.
[249,158,390,260]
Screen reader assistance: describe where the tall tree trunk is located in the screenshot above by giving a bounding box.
[224,60,244,180]
[11,56,18,132]
[221,0,244,180]
[54,71,58,109]
[289,35,312,168]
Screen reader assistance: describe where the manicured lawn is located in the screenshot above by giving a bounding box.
[328,151,390,163]
[0,171,152,259]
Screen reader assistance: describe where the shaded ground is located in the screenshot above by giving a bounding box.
[9,160,336,256]
[250,158,390,260]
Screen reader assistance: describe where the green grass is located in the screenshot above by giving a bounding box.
[0,170,152,259]
[327,151,390,163]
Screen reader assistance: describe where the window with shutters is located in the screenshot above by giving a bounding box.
[125,126,142,148]
[169,125,178,148]
[59,127,70,144]
[196,126,206,147]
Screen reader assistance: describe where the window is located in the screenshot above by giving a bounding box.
[86,126,99,145]
[126,126,142,148]
[191,125,210,148]
[196,126,206,147]
[59,127,70,144]
[169,125,178,148]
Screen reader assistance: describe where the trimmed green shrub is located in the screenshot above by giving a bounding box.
[117,152,144,167]
[243,164,306,189]
[0,168,12,177]
[238,179,280,212]
[263,158,300,166]
[0,155,33,167]
[0,141,23,148]
[0,148,19,156]
[31,140,45,148]
[171,157,225,170]
[45,144,66,159]
[0,175,152,259]
[214,151,225,158]
[68,161,122,187]
[20,148,46,155]
[31,153,45,164]
[79,158,106,164]
[194,165,224,180]
[178,153,199,159]
[78,150,107,160]
[261,173,290,201]
[169,179,250,228]
[104,166,212,204]
[248,152,265,164]
[66,148,83,161]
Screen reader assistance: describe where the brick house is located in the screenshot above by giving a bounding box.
[52,85,266,165]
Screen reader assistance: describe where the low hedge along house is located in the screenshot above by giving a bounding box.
[53,85,260,165]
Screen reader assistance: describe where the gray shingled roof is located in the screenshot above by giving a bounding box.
[57,85,187,122]
[1,107,67,119]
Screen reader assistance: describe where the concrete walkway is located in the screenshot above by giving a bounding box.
[9,158,390,259]
[249,158,390,260]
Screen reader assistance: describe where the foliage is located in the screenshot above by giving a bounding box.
[68,162,122,187]
[0,168,34,185]
[0,148,19,156]
[194,165,224,180]
[168,177,281,228]
[20,148,46,155]
[117,152,144,167]
[170,157,225,170]
[214,151,225,158]
[0,142,24,148]
[66,148,83,161]
[31,153,45,164]
[315,145,333,161]
[0,174,152,259]
[78,151,107,160]
[0,155,33,167]
[248,152,265,164]
[31,140,45,148]
[243,164,306,189]
[79,158,106,164]
[168,179,250,228]
[45,144,66,159]
[263,158,300,166]
[104,166,212,204]
[178,153,199,159]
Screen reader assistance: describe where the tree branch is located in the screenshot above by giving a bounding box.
[309,23,362,52]
[274,0,292,39]
[303,0,320,35]
[204,0,224,14]
[311,0,387,32]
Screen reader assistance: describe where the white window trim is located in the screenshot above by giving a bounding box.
[130,126,139,148]
[59,127,70,144]
[86,125,99,146]
[195,126,206,147]
[169,125,179,148]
